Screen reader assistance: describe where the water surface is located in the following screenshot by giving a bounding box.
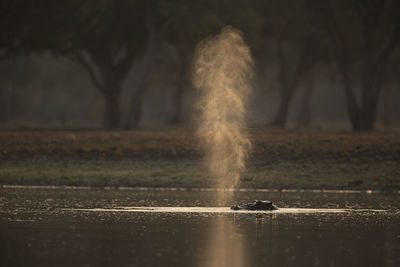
[1,189,399,266]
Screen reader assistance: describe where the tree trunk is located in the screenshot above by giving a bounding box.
[124,81,147,129]
[346,95,378,132]
[318,1,397,132]
[69,49,134,130]
[124,26,158,129]
[104,91,121,129]
[100,69,123,129]
[343,86,381,132]
[297,79,314,127]
[347,96,379,132]
[343,83,360,130]
[350,66,383,131]
[354,94,380,131]
[271,84,297,127]
[169,53,190,125]
[354,110,375,131]
[272,37,315,128]
[382,86,392,129]
[170,84,184,125]
[338,62,361,131]
[337,61,378,132]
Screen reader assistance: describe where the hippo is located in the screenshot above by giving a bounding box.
[231,200,279,211]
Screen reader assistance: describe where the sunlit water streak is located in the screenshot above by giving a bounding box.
[194,26,253,198]
[63,207,379,214]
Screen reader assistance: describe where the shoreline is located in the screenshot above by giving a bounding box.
[2,184,399,194]
[1,130,399,192]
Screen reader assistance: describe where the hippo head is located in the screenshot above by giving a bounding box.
[231,200,279,210]
[252,200,278,210]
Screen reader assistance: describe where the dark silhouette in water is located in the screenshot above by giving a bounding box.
[231,200,279,211]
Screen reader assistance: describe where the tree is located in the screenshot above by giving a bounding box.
[3,0,149,128]
[296,73,315,127]
[124,22,160,129]
[315,0,400,130]
[272,33,319,127]
[241,0,322,128]
[63,1,149,128]
[155,0,226,126]
[271,6,321,127]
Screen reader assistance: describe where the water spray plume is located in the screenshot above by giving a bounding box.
[194,26,254,193]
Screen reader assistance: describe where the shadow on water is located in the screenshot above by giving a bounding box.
[0,189,400,266]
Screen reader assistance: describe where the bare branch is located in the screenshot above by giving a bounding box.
[373,3,400,65]
[68,50,104,92]
[375,28,400,66]
[318,1,359,113]
[114,46,136,81]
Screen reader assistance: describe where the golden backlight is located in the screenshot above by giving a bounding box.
[194,26,254,196]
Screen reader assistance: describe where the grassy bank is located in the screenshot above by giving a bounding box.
[0,129,399,190]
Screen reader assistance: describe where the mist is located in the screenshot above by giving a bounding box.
[194,26,253,191]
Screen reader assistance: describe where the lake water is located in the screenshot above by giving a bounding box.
[1,188,399,266]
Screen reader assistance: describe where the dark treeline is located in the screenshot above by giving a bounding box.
[1,0,400,131]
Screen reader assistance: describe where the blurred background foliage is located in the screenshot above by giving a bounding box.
[0,0,400,131]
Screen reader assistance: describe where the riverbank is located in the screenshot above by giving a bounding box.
[1,129,399,191]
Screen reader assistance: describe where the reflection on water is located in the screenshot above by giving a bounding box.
[200,216,246,267]
[0,189,400,266]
